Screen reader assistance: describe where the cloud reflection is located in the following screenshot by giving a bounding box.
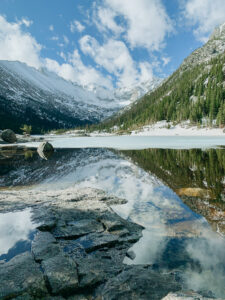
[0,209,35,257]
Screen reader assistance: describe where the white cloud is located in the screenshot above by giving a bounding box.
[94,7,124,35]
[162,56,171,66]
[0,15,41,68]
[50,36,59,41]
[63,35,69,45]
[80,35,138,87]
[138,62,154,82]
[59,51,66,61]
[70,20,85,33]
[20,18,33,27]
[94,0,173,51]
[80,35,153,87]
[183,0,225,42]
[49,24,54,31]
[45,49,112,89]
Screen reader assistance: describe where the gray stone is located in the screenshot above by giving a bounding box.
[0,252,47,299]
[77,256,122,288]
[100,217,124,232]
[53,219,103,239]
[126,250,136,260]
[32,231,61,261]
[162,291,218,299]
[41,253,79,295]
[1,129,17,143]
[37,141,54,160]
[76,232,119,253]
[98,266,181,300]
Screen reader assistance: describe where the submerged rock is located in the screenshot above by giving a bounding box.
[37,141,54,160]
[1,129,17,143]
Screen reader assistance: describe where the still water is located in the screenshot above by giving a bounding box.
[0,138,225,297]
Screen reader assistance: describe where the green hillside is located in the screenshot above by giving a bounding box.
[92,52,225,132]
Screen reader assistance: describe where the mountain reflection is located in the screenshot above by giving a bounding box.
[121,148,225,235]
[1,146,225,297]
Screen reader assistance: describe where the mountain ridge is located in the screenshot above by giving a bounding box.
[94,23,225,132]
[0,60,160,133]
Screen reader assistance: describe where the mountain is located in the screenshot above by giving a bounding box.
[0,60,115,133]
[86,78,162,107]
[97,23,225,132]
[0,60,160,133]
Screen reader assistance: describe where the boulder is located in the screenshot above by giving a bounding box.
[1,129,17,143]
[41,253,79,295]
[37,141,54,160]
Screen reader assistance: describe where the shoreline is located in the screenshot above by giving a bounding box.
[0,186,182,299]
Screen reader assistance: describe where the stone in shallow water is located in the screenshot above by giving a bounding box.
[98,266,181,300]
[0,252,47,299]
[32,231,61,261]
[41,253,79,295]
[126,250,136,260]
[53,219,104,239]
[76,232,119,253]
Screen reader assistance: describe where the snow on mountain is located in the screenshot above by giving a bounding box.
[0,60,161,132]
[86,78,162,107]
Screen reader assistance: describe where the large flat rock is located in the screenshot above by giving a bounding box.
[0,252,47,299]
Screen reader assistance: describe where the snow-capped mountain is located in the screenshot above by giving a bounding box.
[86,78,162,107]
[0,60,160,133]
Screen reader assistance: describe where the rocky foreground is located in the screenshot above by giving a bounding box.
[0,187,186,300]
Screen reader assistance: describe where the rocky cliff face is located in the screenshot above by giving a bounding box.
[181,22,225,69]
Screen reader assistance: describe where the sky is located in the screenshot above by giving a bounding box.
[0,0,225,90]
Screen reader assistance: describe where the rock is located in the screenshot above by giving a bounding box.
[162,291,217,299]
[126,250,136,260]
[76,232,119,253]
[98,266,181,300]
[1,129,17,143]
[0,252,47,299]
[41,253,79,295]
[37,141,54,160]
[32,231,61,262]
[53,219,104,239]
[77,255,122,288]
[223,128,225,133]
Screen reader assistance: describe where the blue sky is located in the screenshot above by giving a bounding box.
[0,0,225,89]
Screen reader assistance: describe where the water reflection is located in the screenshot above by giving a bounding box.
[121,148,225,235]
[0,146,225,297]
[0,209,36,262]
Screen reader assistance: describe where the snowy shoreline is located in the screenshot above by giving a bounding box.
[87,121,225,137]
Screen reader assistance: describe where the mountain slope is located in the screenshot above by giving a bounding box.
[96,23,225,132]
[0,60,117,133]
[0,60,160,133]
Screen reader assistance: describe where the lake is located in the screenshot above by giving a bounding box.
[0,136,225,298]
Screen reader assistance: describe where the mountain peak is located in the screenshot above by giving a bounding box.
[209,22,225,40]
